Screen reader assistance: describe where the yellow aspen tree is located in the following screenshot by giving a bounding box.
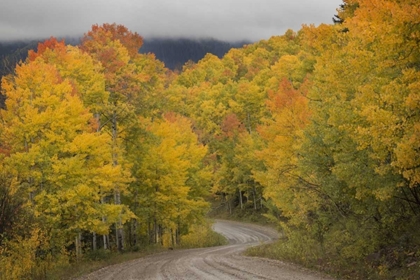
[133,114,209,246]
[81,24,141,251]
[255,78,311,223]
[0,57,131,262]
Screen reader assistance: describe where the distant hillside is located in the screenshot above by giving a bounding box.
[0,37,249,73]
[140,38,249,70]
[0,41,41,107]
[0,40,39,75]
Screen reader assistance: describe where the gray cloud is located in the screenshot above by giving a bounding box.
[0,0,342,42]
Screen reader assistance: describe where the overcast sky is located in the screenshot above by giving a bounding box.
[0,0,342,42]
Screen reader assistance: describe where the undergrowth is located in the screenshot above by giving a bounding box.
[209,198,420,279]
[179,221,228,249]
[246,231,420,280]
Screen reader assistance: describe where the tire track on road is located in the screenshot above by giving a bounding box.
[78,220,333,280]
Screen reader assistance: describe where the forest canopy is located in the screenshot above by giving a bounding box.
[1,0,419,278]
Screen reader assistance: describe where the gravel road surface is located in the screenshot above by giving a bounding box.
[77,220,333,280]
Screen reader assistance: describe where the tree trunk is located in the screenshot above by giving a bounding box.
[247,112,252,133]
[171,228,175,248]
[114,190,124,251]
[75,232,82,261]
[93,232,97,251]
[159,225,163,246]
[101,197,108,250]
[154,217,158,244]
[228,196,232,214]
[176,219,181,246]
[239,189,243,210]
[132,219,138,247]
[253,186,257,210]
[112,108,124,251]
[176,228,180,246]
[96,114,108,250]
[148,219,152,244]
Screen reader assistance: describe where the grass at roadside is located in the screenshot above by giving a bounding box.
[208,199,420,279]
[179,220,228,249]
[246,237,420,280]
[246,240,336,276]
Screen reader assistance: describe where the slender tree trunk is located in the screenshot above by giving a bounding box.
[239,189,243,210]
[132,191,139,247]
[159,225,163,246]
[101,197,108,250]
[75,232,82,261]
[114,190,124,250]
[171,228,175,248]
[148,219,152,244]
[112,108,124,251]
[96,114,109,250]
[247,112,252,133]
[176,219,181,245]
[132,219,138,247]
[93,232,97,251]
[226,194,230,212]
[154,217,158,244]
[75,236,79,261]
[253,186,257,210]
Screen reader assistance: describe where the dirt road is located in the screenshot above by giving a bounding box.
[78,220,333,279]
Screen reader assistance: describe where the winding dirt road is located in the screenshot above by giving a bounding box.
[78,220,333,279]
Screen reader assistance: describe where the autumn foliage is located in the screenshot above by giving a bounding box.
[1,1,420,278]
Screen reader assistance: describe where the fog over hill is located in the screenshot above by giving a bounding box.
[0,0,342,42]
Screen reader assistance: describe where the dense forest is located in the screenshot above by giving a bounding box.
[1,0,419,279]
